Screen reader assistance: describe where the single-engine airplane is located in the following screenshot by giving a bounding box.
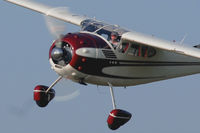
[5,0,200,130]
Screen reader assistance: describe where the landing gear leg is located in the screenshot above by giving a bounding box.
[108,82,116,109]
[33,76,63,107]
[107,83,132,130]
[45,76,63,93]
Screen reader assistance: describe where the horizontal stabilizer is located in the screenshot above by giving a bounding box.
[194,44,200,49]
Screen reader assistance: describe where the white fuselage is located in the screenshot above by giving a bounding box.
[50,32,200,87]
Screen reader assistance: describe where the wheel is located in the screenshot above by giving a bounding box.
[34,85,55,107]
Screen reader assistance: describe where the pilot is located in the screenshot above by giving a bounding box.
[110,32,119,48]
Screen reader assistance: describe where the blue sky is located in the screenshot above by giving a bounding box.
[1,0,200,132]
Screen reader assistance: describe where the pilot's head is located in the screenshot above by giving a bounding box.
[111,32,118,41]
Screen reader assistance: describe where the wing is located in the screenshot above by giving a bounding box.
[6,0,200,59]
[5,0,87,26]
[122,31,200,59]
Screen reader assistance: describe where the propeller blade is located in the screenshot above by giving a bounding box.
[44,7,69,39]
[54,78,80,102]
[55,90,80,102]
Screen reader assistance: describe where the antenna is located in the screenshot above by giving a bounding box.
[180,34,188,44]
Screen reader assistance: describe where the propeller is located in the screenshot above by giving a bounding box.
[7,8,80,118]
[54,78,80,102]
[44,7,69,40]
[44,7,81,102]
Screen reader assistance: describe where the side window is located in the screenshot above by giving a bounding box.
[127,43,156,57]
[118,43,129,53]
[141,46,148,57]
[147,47,156,57]
[128,44,140,56]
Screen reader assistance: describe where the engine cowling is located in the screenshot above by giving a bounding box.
[107,109,132,130]
[49,32,109,71]
[34,85,55,107]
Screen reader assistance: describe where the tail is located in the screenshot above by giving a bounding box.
[193,44,200,49]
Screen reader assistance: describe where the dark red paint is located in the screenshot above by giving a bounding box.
[33,85,55,107]
[107,109,132,130]
[49,32,110,72]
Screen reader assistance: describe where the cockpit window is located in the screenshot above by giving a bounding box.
[100,33,109,40]
[81,20,156,57]
[96,28,112,40]
[81,19,105,32]
[81,19,129,49]
[83,25,98,32]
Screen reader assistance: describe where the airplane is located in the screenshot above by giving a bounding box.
[5,0,200,130]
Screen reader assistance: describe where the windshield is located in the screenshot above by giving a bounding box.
[81,19,128,40]
[81,19,105,32]
[81,19,129,49]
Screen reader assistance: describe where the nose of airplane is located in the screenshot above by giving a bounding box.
[51,47,64,61]
[49,40,73,66]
